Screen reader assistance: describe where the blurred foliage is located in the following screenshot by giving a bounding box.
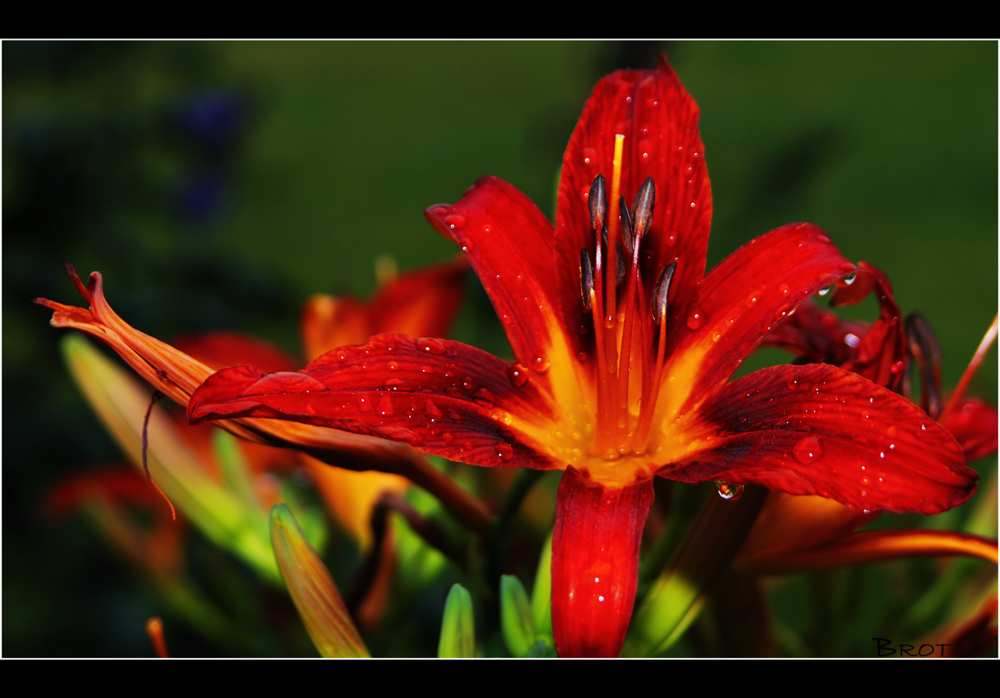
[3,40,996,657]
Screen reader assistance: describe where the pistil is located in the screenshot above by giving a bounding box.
[938,314,998,423]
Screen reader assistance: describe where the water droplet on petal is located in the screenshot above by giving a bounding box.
[335,349,348,361]
[416,337,447,355]
[533,356,550,374]
[461,241,474,253]
[844,333,860,348]
[358,396,372,412]
[447,408,463,422]
[793,435,824,466]
[686,308,707,330]
[444,214,466,229]
[779,284,790,295]
[786,379,799,391]
[461,377,474,390]
[890,360,905,375]
[424,399,442,421]
[377,395,394,417]
[506,362,529,388]
[445,386,463,399]
[715,481,744,500]
[843,271,857,285]
[385,378,412,392]
[471,387,495,406]
[817,283,832,297]
[387,360,400,371]
[495,441,514,462]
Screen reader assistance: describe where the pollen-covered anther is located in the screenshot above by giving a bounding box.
[580,249,595,312]
[904,312,942,419]
[631,177,656,242]
[618,196,634,258]
[651,262,677,325]
[589,174,607,232]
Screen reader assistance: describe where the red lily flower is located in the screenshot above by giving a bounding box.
[737,278,997,575]
[187,55,976,657]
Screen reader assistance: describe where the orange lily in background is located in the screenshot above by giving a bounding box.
[186,56,978,657]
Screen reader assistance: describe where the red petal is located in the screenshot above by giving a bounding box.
[759,299,870,368]
[555,54,711,340]
[551,467,653,658]
[833,262,906,391]
[172,332,298,373]
[660,223,855,419]
[190,333,567,471]
[666,363,976,515]
[942,397,998,462]
[369,255,469,339]
[425,178,582,403]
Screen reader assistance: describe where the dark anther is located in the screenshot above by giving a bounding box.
[580,248,594,311]
[632,177,656,241]
[905,312,942,419]
[652,263,677,325]
[589,174,607,231]
[619,195,634,257]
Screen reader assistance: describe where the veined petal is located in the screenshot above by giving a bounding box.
[658,223,856,422]
[942,397,998,463]
[551,467,653,658]
[425,178,585,418]
[555,54,711,338]
[735,528,998,575]
[269,504,370,658]
[664,363,976,515]
[190,333,571,471]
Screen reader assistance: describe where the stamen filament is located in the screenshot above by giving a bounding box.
[634,304,669,452]
[616,261,640,450]
[605,134,625,329]
[939,314,998,423]
[146,617,170,658]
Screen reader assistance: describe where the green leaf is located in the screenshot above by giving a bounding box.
[438,583,475,658]
[531,531,553,642]
[62,334,278,582]
[269,504,369,658]
[499,574,535,657]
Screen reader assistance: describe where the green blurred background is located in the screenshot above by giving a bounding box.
[3,41,996,657]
